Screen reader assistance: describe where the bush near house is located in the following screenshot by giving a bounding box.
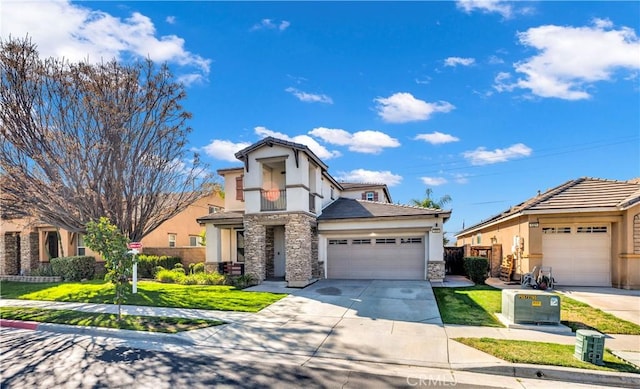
[464,256,489,284]
[136,255,181,278]
[50,256,96,281]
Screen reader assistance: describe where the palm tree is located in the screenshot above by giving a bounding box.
[410,188,452,209]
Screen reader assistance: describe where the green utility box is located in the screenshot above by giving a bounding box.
[501,289,561,324]
[574,329,605,365]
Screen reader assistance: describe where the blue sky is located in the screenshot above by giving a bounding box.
[3,1,639,241]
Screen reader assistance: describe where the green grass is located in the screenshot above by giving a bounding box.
[433,285,640,335]
[0,306,223,333]
[0,280,286,312]
[433,285,504,327]
[455,337,640,374]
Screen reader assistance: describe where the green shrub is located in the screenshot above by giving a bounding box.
[463,256,489,284]
[156,268,185,283]
[50,256,96,281]
[190,262,205,274]
[30,264,56,277]
[229,274,256,289]
[137,255,181,278]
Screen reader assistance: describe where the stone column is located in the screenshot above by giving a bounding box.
[244,215,266,282]
[20,232,39,275]
[285,213,315,287]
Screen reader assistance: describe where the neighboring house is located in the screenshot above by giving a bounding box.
[455,177,640,290]
[197,137,450,287]
[0,192,224,275]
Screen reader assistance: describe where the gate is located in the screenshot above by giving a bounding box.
[444,246,465,275]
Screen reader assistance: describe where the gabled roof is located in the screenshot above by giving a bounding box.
[318,197,451,221]
[339,182,393,203]
[456,177,640,236]
[234,136,329,171]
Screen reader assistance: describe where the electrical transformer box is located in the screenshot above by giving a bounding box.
[502,289,561,324]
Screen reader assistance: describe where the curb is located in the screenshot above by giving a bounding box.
[458,363,640,388]
[0,319,195,346]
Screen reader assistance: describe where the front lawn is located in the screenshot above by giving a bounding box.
[433,285,640,335]
[0,280,286,312]
[0,306,223,333]
[455,337,640,374]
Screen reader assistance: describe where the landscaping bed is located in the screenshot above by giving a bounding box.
[454,337,640,374]
[0,306,222,333]
[0,280,286,313]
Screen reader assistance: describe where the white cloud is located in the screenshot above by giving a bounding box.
[166,16,176,24]
[444,57,476,67]
[421,177,448,186]
[415,132,460,145]
[254,126,341,160]
[1,1,210,78]
[374,93,455,123]
[463,143,532,165]
[251,19,290,32]
[453,173,470,184]
[285,87,333,104]
[456,0,514,18]
[309,127,400,154]
[501,20,640,100]
[335,169,403,186]
[488,55,505,65]
[203,140,252,162]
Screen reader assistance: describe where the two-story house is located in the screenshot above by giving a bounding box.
[197,137,450,287]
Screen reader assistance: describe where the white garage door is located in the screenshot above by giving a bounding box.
[542,225,611,287]
[327,237,425,280]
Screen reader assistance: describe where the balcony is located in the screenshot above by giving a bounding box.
[261,189,286,211]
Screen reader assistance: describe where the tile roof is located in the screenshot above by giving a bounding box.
[196,211,244,224]
[457,177,640,235]
[318,197,450,220]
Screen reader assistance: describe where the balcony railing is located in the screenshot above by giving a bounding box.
[261,189,286,211]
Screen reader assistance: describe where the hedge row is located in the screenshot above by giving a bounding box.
[463,256,489,284]
[50,256,96,281]
[136,255,182,278]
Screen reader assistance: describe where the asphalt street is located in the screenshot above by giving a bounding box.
[0,328,625,389]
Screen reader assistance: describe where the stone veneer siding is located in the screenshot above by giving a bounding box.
[0,233,19,275]
[244,212,318,287]
[428,261,445,282]
[21,232,40,275]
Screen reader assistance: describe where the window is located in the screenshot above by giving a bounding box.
[577,226,607,234]
[77,234,86,256]
[366,191,375,201]
[542,227,571,234]
[330,187,335,200]
[236,175,244,201]
[168,234,177,247]
[375,238,396,244]
[401,237,422,244]
[352,239,371,245]
[329,239,348,245]
[236,230,245,262]
[189,235,203,247]
[208,206,220,214]
[476,233,481,244]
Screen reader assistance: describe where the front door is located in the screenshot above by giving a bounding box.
[46,231,59,259]
[273,226,286,278]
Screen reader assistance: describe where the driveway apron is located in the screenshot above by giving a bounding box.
[205,280,448,367]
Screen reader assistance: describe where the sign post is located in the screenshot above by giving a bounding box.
[127,242,143,294]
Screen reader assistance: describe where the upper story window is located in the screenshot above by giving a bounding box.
[208,205,221,214]
[330,187,335,200]
[189,235,203,247]
[168,233,177,247]
[364,191,377,201]
[235,175,244,201]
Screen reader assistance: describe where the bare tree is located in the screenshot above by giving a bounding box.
[0,37,212,241]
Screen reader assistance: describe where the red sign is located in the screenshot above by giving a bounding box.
[128,242,143,249]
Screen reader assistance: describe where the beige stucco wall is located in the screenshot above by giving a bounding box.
[141,192,223,248]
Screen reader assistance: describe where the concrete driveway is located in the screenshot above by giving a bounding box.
[204,279,449,367]
[556,286,640,326]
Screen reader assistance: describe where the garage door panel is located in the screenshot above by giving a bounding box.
[542,226,610,287]
[327,238,424,280]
